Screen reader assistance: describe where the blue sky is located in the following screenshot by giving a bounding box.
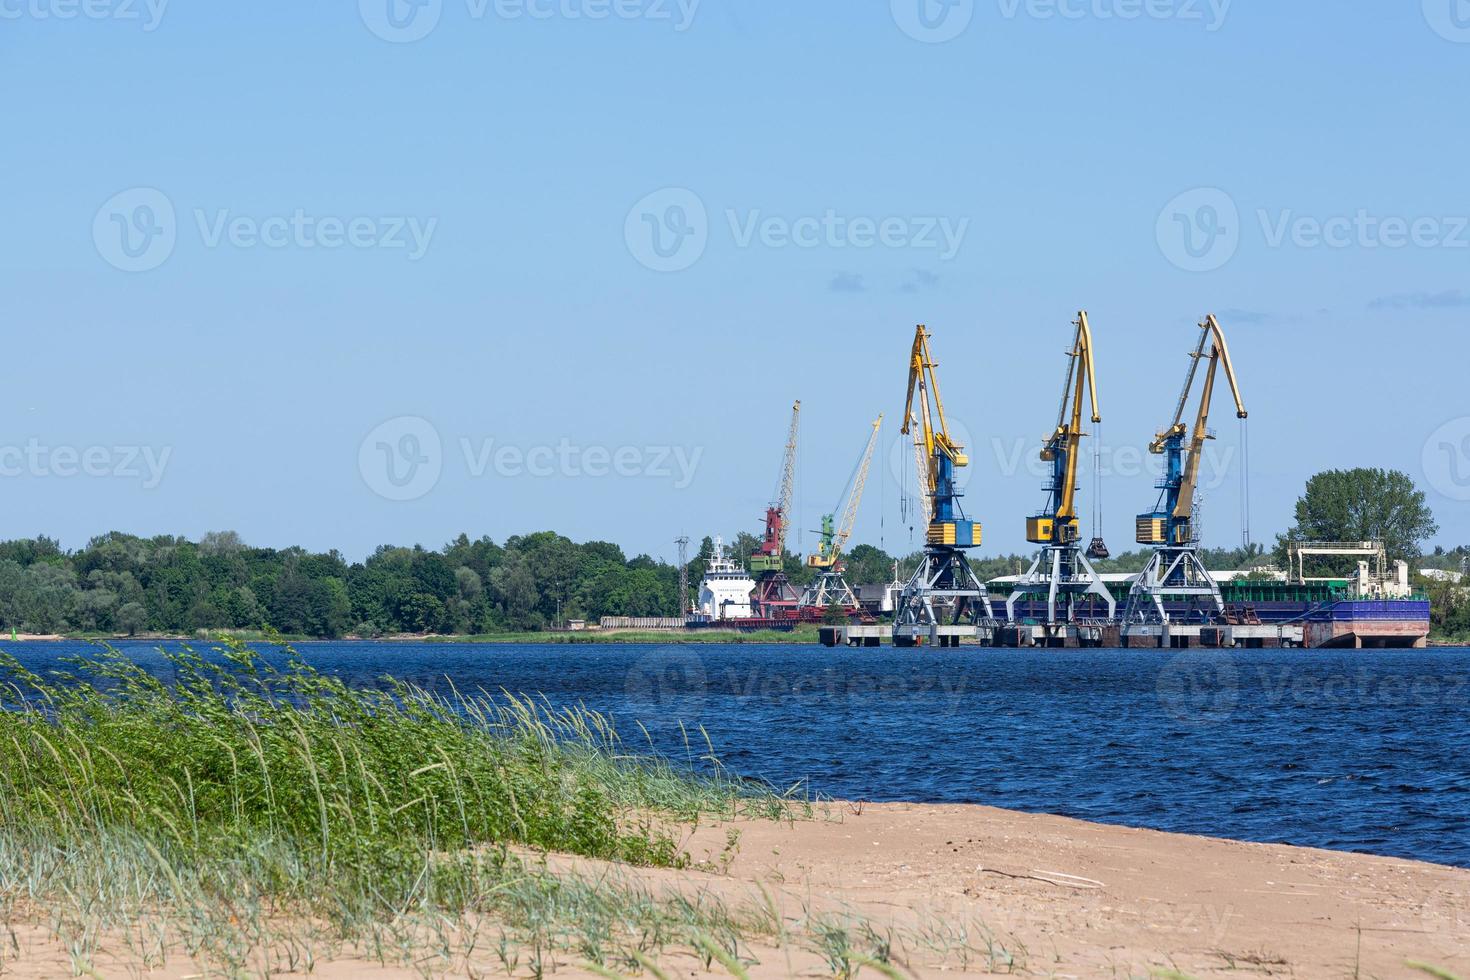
[1,1,1467,563]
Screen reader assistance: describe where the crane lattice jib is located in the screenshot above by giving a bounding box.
[909,412,933,526]
[833,415,883,563]
[773,400,801,553]
[809,415,882,570]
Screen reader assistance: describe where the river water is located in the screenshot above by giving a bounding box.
[8,640,1469,868]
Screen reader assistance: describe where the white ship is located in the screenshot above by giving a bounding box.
[697,536,755,620]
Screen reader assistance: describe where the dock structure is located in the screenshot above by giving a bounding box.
[994,622,1120,648]
[817,617,1434,650]
[823,624,888,647]
[818,552,1431,650]
[896,623,994,648]
[1301,609,1430,649]
[1123,623,1304,649]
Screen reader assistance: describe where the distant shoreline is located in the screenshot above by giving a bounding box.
[7,629,1466,647]
[4,628,826,645]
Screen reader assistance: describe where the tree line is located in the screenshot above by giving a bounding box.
[0,467,1455,638]
[0,531,681,638]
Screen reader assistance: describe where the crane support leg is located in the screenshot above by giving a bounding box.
[1006,546,1116,625]
[798,571,859,610]
[1121,547,1223,626]
[894,550,994,637]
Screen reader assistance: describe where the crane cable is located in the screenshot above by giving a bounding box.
[1092,420,1103,541]
[1239,416,1252,550]
[899,427,915,546]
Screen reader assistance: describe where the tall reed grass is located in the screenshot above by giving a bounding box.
[0,638,809,973]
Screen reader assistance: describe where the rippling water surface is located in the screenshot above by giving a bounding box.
[11,640,1470,868]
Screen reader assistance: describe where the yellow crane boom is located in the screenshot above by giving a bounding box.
[1027,311,1101,545]
[1137,313,1248,546]
[901,325,978,549]
[902,327,965,474]
[1153,313,1247,524]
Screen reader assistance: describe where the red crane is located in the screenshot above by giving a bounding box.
[750,400,802,616]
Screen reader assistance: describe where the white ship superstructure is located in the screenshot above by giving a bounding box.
[697,536,756,620]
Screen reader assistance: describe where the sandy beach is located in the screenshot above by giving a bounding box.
[666,802,1470,977]
[5,802,1466,978]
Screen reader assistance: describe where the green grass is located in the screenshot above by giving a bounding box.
[0,638,1023,977]
[0,638,808,974]
[0,640,751,867]
[1406,963,1464,980]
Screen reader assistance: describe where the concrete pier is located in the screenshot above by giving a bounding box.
[820,624,890,647]
[1197,624,1302,648]
[993,623,1120,648]
[819,620,1319,650]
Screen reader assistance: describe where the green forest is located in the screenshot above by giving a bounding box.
[0,530,679,638]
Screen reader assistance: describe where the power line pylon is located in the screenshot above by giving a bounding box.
[676,535,690,618]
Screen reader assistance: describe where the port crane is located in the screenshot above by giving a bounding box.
[1122,314,1248,625]
[1006,311,1116,625]
[749,400,802,616]
[799,415,882,611]
[893,326,994,645]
